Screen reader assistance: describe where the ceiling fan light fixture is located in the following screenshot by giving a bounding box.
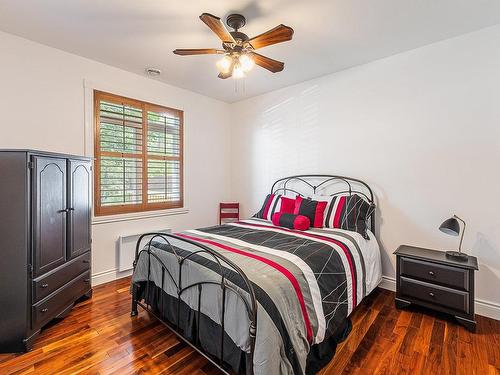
[239,54,254,72]
[216,55,232,74]
[233,63,246,79]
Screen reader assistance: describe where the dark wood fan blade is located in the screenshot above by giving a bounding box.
[200,13,236,44]
[248,24,293,49]
[173,48,224,55]
[249,52,284,73]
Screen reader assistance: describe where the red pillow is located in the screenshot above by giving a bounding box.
[293,196,328,228]
[272,212,310,231]
[279,196,296,214]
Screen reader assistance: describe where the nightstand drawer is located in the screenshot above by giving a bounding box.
[400,257,469,290]
[400,277,469,314]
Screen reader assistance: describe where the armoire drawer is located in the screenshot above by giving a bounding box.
[32,271,91,329]
[32,252,90,303]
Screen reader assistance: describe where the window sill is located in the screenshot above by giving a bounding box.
[92,207,189,225]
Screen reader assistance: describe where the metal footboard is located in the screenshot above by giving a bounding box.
[130,233,257,375]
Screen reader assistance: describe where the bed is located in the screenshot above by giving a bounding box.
[130,175,382,375]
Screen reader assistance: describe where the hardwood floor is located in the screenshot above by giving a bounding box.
[1,277,498,375]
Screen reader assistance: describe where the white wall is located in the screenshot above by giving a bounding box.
[0,31,232,284]
[1,25,499,318]
[230,25,500,317]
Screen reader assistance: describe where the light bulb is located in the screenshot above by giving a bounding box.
[216,56,232,74]
[239,54,254,72]
[233,64,245,79]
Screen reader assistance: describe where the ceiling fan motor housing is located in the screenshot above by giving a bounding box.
[230,31,249,43]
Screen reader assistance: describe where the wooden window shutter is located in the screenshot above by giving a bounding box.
[94,91,183,216]
[146,105,182,205]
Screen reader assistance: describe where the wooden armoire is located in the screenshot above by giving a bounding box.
[0,150,92,352]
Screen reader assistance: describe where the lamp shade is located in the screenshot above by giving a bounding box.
[439,217,460,236]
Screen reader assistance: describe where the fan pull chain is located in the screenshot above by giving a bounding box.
[234,77,246,94]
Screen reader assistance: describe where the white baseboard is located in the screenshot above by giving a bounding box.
[92,268,132,286]
[379,275,396,292]
[378,276,500,321]
[474,299,500,321]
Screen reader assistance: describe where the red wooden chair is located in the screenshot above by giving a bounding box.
[219,203,240,225]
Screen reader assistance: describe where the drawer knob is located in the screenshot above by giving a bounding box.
[84,278,90,283]
[41,308,48,313]
[83,260,90,264]
[41,283,49,288]
[429,292,435,297]
[428,271,435,276]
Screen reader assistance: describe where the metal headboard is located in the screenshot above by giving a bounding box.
[271,174,376,233]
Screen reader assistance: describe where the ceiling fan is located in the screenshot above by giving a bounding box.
[173,13,294,79]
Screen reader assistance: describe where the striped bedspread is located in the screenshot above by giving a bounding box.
[132,218,380,375]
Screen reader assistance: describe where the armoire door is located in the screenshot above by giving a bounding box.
[32,156,67,277]
[67,159,92,259]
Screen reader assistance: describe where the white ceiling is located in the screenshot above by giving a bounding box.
[1,0,500,102]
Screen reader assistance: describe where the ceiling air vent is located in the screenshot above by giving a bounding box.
[145,67,161,77]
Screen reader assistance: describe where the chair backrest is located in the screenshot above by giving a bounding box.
[219,202,240,225]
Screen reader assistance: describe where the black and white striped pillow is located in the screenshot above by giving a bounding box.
[323,194,375,238]
[254,194,282,221]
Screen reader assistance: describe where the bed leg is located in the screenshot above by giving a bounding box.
[131,283,138,317]
[246,360,253,375]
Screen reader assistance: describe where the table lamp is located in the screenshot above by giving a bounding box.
[439,215,469,260]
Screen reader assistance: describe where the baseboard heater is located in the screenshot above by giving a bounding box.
[118,229,171,272]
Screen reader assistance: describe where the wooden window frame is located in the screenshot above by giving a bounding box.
[94,90,184,216]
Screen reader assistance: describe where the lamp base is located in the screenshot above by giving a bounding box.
[445,251,469,261]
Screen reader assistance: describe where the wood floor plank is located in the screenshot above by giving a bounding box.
[0,277,498,375]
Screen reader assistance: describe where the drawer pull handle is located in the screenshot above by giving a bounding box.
[41,283,49,288]
[428,271,435,276]
[41,308,48,313]
[429,292,435,297]
[83,260,90,264]
[84,278,90,283]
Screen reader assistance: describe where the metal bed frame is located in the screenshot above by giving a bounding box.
[130,174,375,375]
[271,174,375,232]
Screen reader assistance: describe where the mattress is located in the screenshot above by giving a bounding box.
[132,218,382,375]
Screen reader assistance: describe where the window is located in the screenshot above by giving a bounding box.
[94,91,183,216]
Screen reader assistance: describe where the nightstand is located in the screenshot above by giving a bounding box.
[394,245,479,332]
